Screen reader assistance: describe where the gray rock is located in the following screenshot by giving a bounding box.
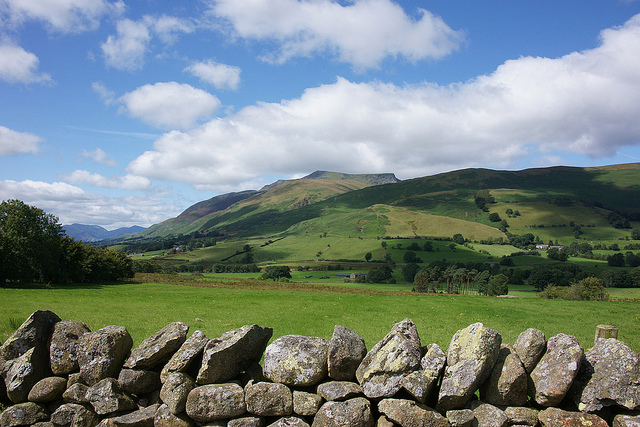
[469,401,507,427]
[49,320,91,376]
[480,344,528,407]
[327,325,367,381]
[50,403,99,427]
[378,398,449,427]
[613,414,640,427]
[124,323,189,370]
[185,383,246,423]
[0,402,49,427]
[446,409,474,427]
[160,330,208,383]
[27,377,67,403]
[62,383,89,404]
[292,390,322,417]
[67,373,83,388]
[269,417,309,427]
[85,378,137,416]
[538,407,608,427]
[401,343,446,404]
[263,335,329,387]
[245,382,292,417]
[529,333,583,407]
[504,407,539,426]
[77,326,133,386]
[355,319,422,399]
[0,310,60,365]
[312,398,373,427]
[108,404,159,427]
[228,417,264,427]
[196,325,272,385]
[153,404,193,427]
[437,323,501,412]
[571,338,640,412]
[117,369,161,396]
[159,373,195,415]
[4,346,51,403]
[316,381,362,402]
[513,328,546,374]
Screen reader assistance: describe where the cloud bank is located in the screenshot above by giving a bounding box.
[0,126,43,155]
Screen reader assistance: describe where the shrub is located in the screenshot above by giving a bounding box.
[539,277,609,301]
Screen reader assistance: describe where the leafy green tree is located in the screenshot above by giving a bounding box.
[487,274,509,296]
[632,267,640,287]
[632,229,640,240]
[624,251,640,268]
[475,270,491,295]
[403,251,421,263]
[452,234,465,245]
[422,241,433,252]
[365,252,372,262]
[601,269,634,288]
[260,265,291,281]
[488,212,501,223]
[547,247,569,262]
[607,253,626,267]
[526,266,568,291]
[406,242,421,251]
[366,265,395,284]
[505,208,513,216]
[402,263,420,283]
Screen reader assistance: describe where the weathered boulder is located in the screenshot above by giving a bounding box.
[316,381,362,402]
[49,320,91,376]
[293,390,322,417]
[504,407,539,426]
[0,311,60,365]
[376,416,395,427]
[437,323,501,412]
[529,333,583,407]
[513,328,546,374]
[228,416,263,427]
[4,346,51,403]
[153,404,193,427]
[538,407,608,427]
[570,338,640,412]
[185,383,246,422]
[378,398,449,427]
[77,326,133,386]
[245,381,292,417]
[27,377,67,403]
[270,417,310,427]
[159,372,194,415]
[107,403,159,427]
[312,398,373,427]
[117,369,161,396]
[85,378,137,416]
[160,330,208,383]
[0,402,49,427]
[480,344,528,407]
[469,401,508,427]
[50,403,99,427]
[401,343,446,404]
[445,409,474,427]
[327,325,367,381]
[62,383,89,404]
[613,414,640,427]
[196,325,272,385]
[124,322,188,370]
[355,318,422,399]
[263,335,330,387]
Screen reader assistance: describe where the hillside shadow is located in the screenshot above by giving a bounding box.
[0,280,137,290]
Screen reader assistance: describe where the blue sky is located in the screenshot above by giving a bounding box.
[1,0,640,229]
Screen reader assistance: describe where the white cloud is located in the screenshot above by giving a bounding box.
[0,44,53,84]
[147,14,195,44]
[61,170,152,190]
[118,82,221,129]
[128,14,640,190]
[1,0,124,33]
[184,60,241,90]
[92,81,116,105]
[80,148,117,166]
[0,125,43,155]
[209,0,464,69]
[101,18,151,71]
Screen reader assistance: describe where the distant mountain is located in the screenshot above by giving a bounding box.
[63,224,146,242]
[260,171,399,191]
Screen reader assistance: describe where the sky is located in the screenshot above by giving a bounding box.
[1,0,640,230]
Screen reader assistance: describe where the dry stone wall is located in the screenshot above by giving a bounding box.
[1,310,639,427]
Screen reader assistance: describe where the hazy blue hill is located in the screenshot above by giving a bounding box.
[63,224,146,242]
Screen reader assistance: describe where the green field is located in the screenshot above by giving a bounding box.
[2,279,639,354]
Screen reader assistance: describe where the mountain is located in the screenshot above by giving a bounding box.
[63,224,146,242]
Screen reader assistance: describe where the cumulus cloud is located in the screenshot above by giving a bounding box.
[118,82,221,129]
[128,14,640,191]
[208,0,464,69]
[61,170,152,190]
[184,60,241,90]
[0,44,53,84]
[80,148,117,166]
[0,125,43,155]
[92,81,116,105]
[148,14,195,44]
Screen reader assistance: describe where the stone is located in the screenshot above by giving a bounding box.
[514,328,546,374]
[595,324,618,344]
[376,416,395,427]
[504,407,539,426]
[312,398,373,427]
[153,404,193,427]
[85,378,137,416]
[316,381,362,402]
[529,333,583,407]
[469,401,507,427]
[108,404,159,427]
[49,320,91,376]
[50,403,99,427]
[27,377,67,403]
[4,346,51,403]
[196,325,272,385]
[0,311,60,365]
[159,373,195,415]
[263,335,330,387]
[160,330,208,383]
[538,407,608,427]
[185,383,246,423]
[401,343,446,404]
[613,414,640,427]
[446,409,474,427]
[117,369,161,396]
[77,326,133,386]
[327,325,367,381]
[571,338,640,412]
[62,383,89,404]
[377,398,449,427]
[67,373,83,388]
[355,318,422,399]
[124,322,189,370]
[292,390,322,417]
[0,402,49,427]
[480,344,528,407]
[436,323,501,412]
[269,417,310,427]
[245,381,292,417]
[228,417,264,427]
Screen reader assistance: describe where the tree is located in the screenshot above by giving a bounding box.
[365,252,372,262]
[505,208,513,216]
[422,241,433,252]
[406,242,421,251]
[366,265,395,284]
[601,269,634,288]
[488,212,501,223]
[452,234,465,245]
[260,265,291,281]
[487,274,509,296]
[402,263,420,283]
[632,229,640,240]
[607,253,626,267]
[547,247,569,262]
[624,251,640,268]
[403,251,421,263]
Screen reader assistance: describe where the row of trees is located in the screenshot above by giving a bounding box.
[0,200,133,285]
